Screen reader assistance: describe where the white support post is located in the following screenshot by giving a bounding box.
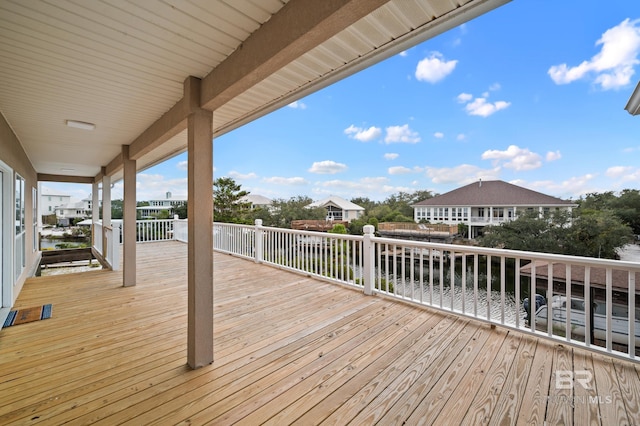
[255,219,264,263]
[102,173,111,259]
[363,224,375,295]
[122,145,136,286]
[187,107,214,369]
[92,181,99,248]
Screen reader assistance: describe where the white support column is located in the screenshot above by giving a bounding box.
[122,145,136,287]
[187,108,214,369]
[102,172,111,258]
[92,181,99,247]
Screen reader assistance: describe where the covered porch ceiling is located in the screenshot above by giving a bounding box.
[0,0,510,183]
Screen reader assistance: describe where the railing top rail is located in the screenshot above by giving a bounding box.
[371,235,640,270]
[214,222,364,242]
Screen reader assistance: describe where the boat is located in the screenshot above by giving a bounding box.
[523,294,640,347]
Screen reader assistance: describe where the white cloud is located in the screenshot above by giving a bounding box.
[385,124,420,144]
[344,125,382,142]
[308,160,348,174]
[384,153,399,160]
[135,173,188,201]
[457,89,510,117]
[433,132,444,139]
[177,160,188,171]
[456,134,466,141]
[389,166,423,175]
[399,50,408,57]
[262,176,308,185]
[415,52,458,83]
[464,98,511,117]
[457,93,473,103]
[228,171,258,180]
[425,165,501,185]
[288,100,307,109]
[482,145,542,171]
[606,166,640,183]
[548,18,640,90]
[314,177,410,199]
[527,174,597,198]
[546,150,562,162]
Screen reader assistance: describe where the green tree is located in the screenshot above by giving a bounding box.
[111,199,123,219]
[611,189,640,235]
[479,209,632,259]
[173,203,188,219]
[268,196,325,228]
[213,177,250,223]
[566,210,633,258]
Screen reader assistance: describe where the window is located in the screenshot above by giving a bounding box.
[15,174,25,276]
[32,187,37,251]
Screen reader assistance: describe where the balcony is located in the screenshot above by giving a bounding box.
[2,226,640,423]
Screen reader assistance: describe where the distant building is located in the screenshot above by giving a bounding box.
[307,196,365,223]
[137,192,187,218]
[241,194,273,210]
[40,188,71,217]
[54,201,91,226]
[412,180,577,238]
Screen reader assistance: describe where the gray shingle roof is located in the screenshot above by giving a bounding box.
[412,180,576,207]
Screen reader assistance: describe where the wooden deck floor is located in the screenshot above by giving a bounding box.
[1,241,639,425]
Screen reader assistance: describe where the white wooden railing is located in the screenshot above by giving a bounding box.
[212,220,640,362]
[104,222,120,271]
[93,221,103,254]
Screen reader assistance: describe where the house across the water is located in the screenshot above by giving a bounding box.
[412,180,577,238]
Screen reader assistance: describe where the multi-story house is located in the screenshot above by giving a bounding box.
[412,180,577,238]
[39,188,71,217]
[137,192,187,219]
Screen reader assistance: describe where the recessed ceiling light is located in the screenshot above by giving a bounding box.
[65,120,96,130]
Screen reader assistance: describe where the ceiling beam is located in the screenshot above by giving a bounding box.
[128,76,202,162]
[200,0,389,111]
[38,174,95,184]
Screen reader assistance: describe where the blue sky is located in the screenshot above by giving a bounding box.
[45,0,640,203]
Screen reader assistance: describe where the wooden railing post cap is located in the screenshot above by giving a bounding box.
[363,225,375,235]
[255,219,263,227]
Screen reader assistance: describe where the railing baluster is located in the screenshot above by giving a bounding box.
[606,268,613,352]
[473,254,478,317]
[486,255,491,322]
[585,266,592,348]
[500,256,506,324]
[566,264,572,342]
[515,257,520,328]
[629,271,636,359]
[450,251,455,312]
[547,262,553,337]
[462,253,467,314]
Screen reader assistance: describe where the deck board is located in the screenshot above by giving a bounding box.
[0,241,639,425]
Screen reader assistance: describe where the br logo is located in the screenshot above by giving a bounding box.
[555,370,593,390]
